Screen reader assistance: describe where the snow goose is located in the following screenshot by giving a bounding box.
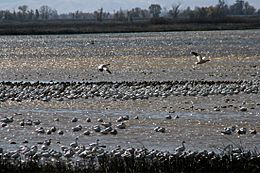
[98,64,111,74]
[191,51,210,65]
[175,141,186,153]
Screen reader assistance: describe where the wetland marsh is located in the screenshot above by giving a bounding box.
[0,30,260,172]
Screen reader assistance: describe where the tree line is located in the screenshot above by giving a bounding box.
[0,0,259,22]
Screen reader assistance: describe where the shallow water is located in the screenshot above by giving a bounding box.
[1,105,259,153]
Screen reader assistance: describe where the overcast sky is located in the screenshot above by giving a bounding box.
[1,0,260,13]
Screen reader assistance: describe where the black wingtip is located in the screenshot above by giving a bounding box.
[191,51,199,56]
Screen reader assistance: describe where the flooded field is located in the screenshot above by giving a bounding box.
[0,30,260,165]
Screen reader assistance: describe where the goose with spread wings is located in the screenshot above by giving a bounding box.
[98,64,111,74]
[191,51,210,65]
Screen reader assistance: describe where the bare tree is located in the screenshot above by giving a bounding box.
[149,4,162,18]
[18,5,28,14]
[168,3,181,18]
[257,9,260,16]
[39,5,56,20]
[243,1,256,15]
[113,8,127,21]
[28,9,34,20]
[230,0,256,15]
[35,9,40,20]
[18,5,28,20]
[94,8,103,21]
[230,0,245,15]
[215,0,229,17]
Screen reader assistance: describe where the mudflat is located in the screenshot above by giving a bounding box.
[0,30,259,152]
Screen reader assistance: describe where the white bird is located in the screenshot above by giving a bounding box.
[221,127,232,135]
[24,145,38,157]
[89,139,100,148]
[72,125,82,132]
[51,150,62,160]
[191,52,210,65]
[98,64,111,74]
[101,121,112,128]
[64,148,75,159]
[43,139,52,146]
[175,141,186,153]
[11,151,20,159]
[20,145,30,154]
[70,137,79,148]
[1,116,13,123]
[41,144,48,151]
[89,139,106,148]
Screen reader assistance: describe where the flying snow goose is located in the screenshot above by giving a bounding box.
[191,51,210,65]
[98,64,111,74]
